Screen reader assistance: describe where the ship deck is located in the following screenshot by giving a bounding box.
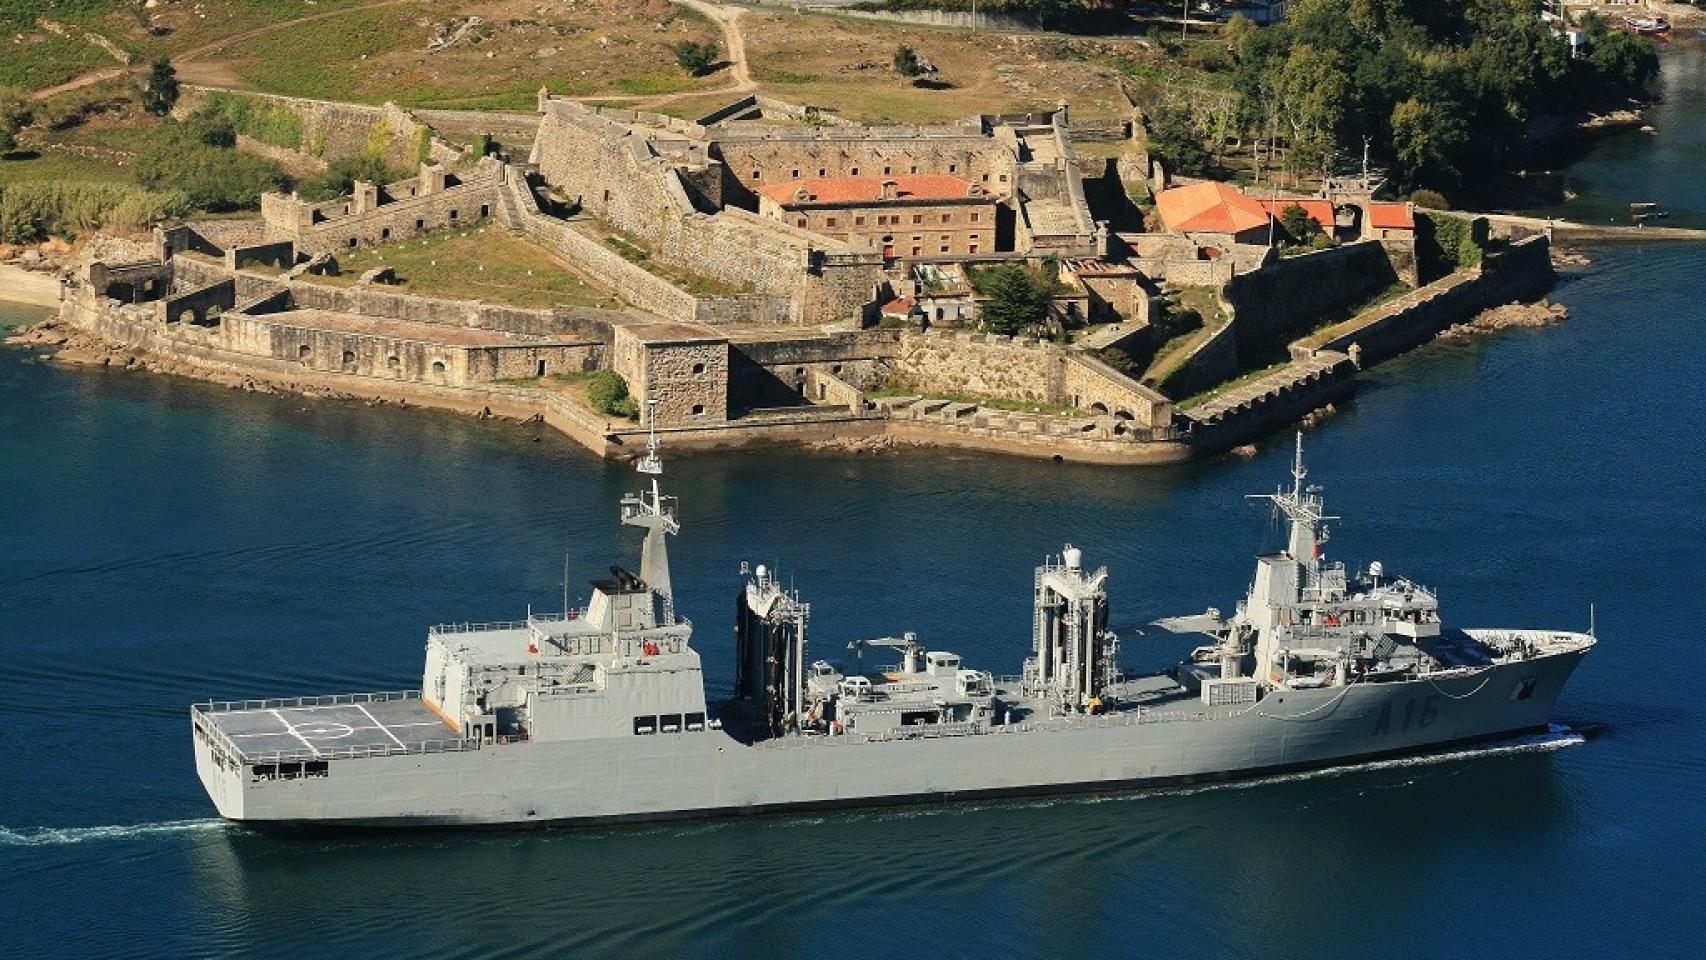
[199,694,460,762]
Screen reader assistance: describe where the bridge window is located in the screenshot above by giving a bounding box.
[685,711,706,731]
[633,716,657,735]
[659,713,682,733]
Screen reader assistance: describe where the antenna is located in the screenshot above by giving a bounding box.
[1589,602,1596,638]
[637,398,662,477]
[1291,430,1307,497]
[562,552,571,618]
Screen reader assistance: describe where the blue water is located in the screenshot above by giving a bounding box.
[2,238,1702,959]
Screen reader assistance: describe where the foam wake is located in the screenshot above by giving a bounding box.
[1145,723,1587,800]
[0,818,225,847]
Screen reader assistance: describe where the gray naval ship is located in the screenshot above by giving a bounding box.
[191,432,1595,826]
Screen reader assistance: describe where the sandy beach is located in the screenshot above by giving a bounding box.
[0,264,61,308]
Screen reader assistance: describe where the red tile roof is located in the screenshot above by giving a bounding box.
[880,296,916,316]
[760,174,977,206]
[1154,181,1271,235]
[1367,201,1416,230]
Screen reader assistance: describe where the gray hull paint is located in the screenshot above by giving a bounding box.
[196,649,1584,828]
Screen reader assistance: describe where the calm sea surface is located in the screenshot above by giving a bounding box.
[4,64,1706,960]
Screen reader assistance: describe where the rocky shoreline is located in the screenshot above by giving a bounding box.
[1439,300,1568,339]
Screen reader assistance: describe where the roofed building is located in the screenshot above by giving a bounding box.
[757,174,999,259]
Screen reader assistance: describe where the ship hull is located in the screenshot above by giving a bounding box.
[194,648,1586,828]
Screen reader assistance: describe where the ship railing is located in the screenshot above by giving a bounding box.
[430,620,532,636]
[193,690,422,713]
[237,737,481,764]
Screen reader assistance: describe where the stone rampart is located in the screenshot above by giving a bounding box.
[1062,353,1171,429]
[1301,235,1554,366]
[891,329,1067,403]
[1222,241,1397,361]
[227,241,295,271]
[157,278,235,326]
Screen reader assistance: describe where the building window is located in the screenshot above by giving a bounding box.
[826,217,837,227]
[910,165,919,174]
[347,237,358,249]
[855,216,865,226]
[692,404,705,417]
[380,227,390,240]
[432,360,446,375]
[817,168,826,177]
[971,212,981,223]
[298,344,311,358]
[449,209,458,220]
[999,174,1008,183]
[912,214,922,224]
[883,165,891,175]
[797,217,807,228]
[940,245,949,253]
[982,173,990,183]
[342,350,355,364]
[911,246,921,256]
[941,213,951,224]
[692,362,706,375]
[480,203,490,219]
[849,167,859,176]
[969,233,980,243]
[752,170,761,180]
[969,243,980,254]
[791,168,799,178]
[949,163,958,173]
[415,218,425,230]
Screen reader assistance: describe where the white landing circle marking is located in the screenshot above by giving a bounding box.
[293,721,355,740]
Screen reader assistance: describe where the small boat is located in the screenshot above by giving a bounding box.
[1632,202,1670,224]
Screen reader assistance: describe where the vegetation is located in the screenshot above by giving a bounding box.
[318,228,621,309]
[585,370,639,419]
[971,261,1063,337]
[893,44,922,78]
[1278,202,1327,250]
[295,155,407,204]
[0,179,186,243]
[139,59,179,117]
[0,88,25,154]
[1417,211,1487,280]
[189,92,305,151]
[132,121,289,212]
[1217,0,1662,199]
[672,39,721,77]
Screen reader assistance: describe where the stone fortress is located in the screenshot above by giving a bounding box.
[54,88,1555,464]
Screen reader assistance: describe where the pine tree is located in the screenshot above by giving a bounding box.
[141,59,179,116]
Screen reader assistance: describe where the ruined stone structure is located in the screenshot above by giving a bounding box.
[261,158,508,254]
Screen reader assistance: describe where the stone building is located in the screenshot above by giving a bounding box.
[611,322,730,427]
[260,157,509,254]
[757,174,1000,258]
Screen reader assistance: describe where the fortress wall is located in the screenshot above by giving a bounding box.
[890,329,1067,403]
[1307,235,1554,366]
[521,215,700,323]
[278,182,507,255]
[1162,315,1239,401]
[1222,241,1397,360]
[176,88,435,166]
[1061,353,1171,429]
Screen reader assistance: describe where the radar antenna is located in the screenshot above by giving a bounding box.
[620,399,679,623]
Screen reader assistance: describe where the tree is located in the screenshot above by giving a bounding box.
[1147,99,1211,178]
[977,263,1052,337]
[1279,203,1322,246]
[141,58,179,116]
[133,123,289,212]
[893,44,922,78]
[671,40,720,77]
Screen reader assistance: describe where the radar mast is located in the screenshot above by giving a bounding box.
[621,399,679,624]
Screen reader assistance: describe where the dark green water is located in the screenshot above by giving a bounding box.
[1527,37,1706,228]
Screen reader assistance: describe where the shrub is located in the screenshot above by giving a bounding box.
[191,92,305,150]
[0,180,188,242]
[140,59,179,116]
[671,40,720,77]
[893,44,922,78]
[585,370,638,419]
[295,155,405,203]
[1279,203,1322,246]
[1417,211,1483,280]
[1409,188,1449,211]
[132,123,290,212]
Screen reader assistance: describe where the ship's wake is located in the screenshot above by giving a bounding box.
[0,818,225,848]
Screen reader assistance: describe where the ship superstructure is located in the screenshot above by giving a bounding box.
[190,432,1594,827]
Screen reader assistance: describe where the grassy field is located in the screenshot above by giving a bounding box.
[182,0,726,108]
[303,226,625,309]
